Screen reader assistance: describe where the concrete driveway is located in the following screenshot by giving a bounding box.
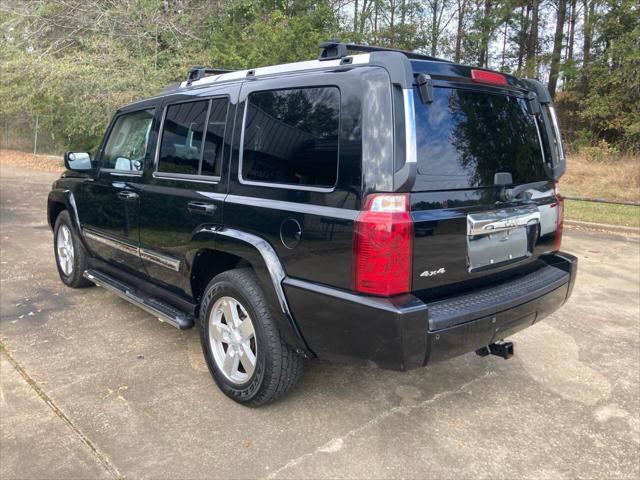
[1,165,638,480]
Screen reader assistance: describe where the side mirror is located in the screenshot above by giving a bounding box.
[64,151,93,171]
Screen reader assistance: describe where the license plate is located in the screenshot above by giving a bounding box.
[467,206,540,272]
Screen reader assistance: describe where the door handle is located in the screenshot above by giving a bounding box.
[117,191,139,201]
[188,201,217,214]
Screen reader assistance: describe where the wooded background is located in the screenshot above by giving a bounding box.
[0,0,638,156]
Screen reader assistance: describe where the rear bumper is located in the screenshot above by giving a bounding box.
[284,252,577,371]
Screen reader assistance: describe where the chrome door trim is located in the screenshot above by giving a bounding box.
[101,170,143,178]
[83,229,139,256]
[82,228,181,272]
[152,172,222,184]
[139,248,181,272]
[402,88,417,165]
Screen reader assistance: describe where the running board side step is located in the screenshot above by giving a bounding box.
[83,269,195,330]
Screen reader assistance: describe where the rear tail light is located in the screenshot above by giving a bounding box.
[553,184,564,251]
[471,69,508,86]
[352,194,413,296]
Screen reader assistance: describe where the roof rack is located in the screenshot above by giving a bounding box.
[178,43,438,90]
[318,41,450,63]
[186,66,236,85]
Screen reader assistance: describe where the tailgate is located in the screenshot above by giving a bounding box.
[408,83,563,297]
[410,187,562,294]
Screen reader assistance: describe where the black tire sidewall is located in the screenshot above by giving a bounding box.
[199,274,271,403]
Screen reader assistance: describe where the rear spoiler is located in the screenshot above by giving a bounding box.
[522,79,566,180]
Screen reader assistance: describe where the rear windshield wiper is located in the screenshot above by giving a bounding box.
[501,180,549,201]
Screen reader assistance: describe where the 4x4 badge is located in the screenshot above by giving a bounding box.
[420,267,446,277]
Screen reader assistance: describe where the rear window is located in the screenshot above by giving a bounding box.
[412,87,546,191]
[158,97,229,177]
[159,100,209,175]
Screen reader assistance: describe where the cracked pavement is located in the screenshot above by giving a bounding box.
[1,165,639,479]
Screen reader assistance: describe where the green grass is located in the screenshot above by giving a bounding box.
[564,199,640,227]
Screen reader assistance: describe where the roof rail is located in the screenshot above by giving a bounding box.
[318,41,451,63]
[186,66,236,85]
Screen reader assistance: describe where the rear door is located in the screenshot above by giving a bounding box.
[409,83,563,297]
[137,88,236,293]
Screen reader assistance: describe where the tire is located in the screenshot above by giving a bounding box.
[199,268,302,406]
[53,210,92,288]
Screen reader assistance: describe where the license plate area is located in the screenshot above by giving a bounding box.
[467,206,540,272]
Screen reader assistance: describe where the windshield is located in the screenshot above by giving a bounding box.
[412,87,546,191]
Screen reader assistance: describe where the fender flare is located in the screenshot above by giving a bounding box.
[47,189,91,252]
[197,226,313,356]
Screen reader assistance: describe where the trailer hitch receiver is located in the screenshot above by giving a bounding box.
[476,340,514,360]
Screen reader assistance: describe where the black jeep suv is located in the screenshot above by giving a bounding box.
[48,42,577,405]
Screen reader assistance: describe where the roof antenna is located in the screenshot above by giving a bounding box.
[186,66,205,86]
[318,40,347,61]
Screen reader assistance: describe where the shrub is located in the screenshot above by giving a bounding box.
[579,140,620,162]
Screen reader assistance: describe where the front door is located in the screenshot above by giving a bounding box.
[138,90,236,293]
[76,107,156,276]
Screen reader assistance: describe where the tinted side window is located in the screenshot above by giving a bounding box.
[102,109,154,171]
[242,87,340,188]
[201,98,229,177]
[158,100,209,175]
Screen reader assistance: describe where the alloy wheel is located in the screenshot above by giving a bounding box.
[208,296,257,384]
[56,225,74,276]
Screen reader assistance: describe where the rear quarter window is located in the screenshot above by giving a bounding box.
[241,87,340,189]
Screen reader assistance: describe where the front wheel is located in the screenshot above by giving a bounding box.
[199,269,302,406]
[53,211,91,288]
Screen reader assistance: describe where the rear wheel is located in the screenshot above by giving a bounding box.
[53,211,91,288]
[199,269,302,406]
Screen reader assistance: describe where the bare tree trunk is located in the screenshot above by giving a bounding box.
[580,0,594,95]
[548,0,567,97]
[567,0,577,61]
[454,0,468,63]
[517,5,528,75]
[478,0,493,67]
[501,23,508,69]
[373,0,379,42]
[525,0,540,76]
[361,0,372,34]
[431,0,439,56]
[354,0,359,34]
[390,0,395,38]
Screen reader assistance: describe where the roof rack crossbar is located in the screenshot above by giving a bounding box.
[186,66,236,85]
[318,41,450,63]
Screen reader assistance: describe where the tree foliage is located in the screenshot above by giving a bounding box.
[0,0,638,152]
